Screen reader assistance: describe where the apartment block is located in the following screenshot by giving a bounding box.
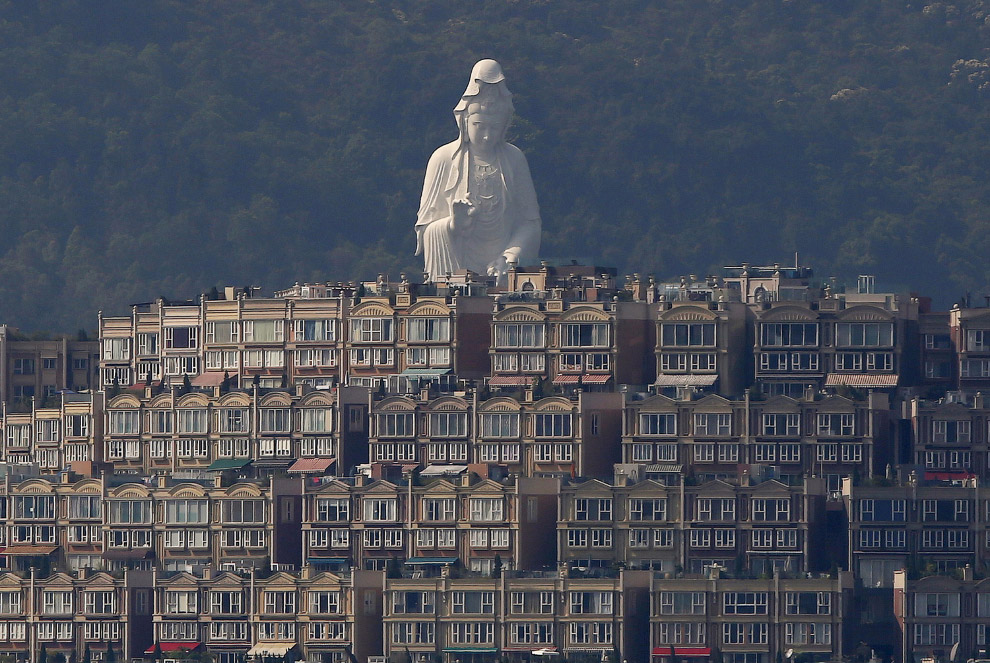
[0,325,99,402]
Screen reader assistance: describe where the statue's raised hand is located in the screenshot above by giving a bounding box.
[450,199,475,232]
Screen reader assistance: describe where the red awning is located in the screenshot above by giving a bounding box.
[553,374,613,385]
[191,372,226,387]
[288,458,336,474]
[652,648,711,658]
[145,643,202,654]
[825,373,898,387]
[489,376,532,386]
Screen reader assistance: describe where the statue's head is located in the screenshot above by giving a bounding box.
[454,59,514,147]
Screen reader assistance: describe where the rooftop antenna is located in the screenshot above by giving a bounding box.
[794,251,799,269]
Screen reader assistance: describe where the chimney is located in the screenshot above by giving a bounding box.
[460,471,472,488]
[157,474,167,488]
[203,566,213,580]
[214,473,223,489]
[524,386,534,402]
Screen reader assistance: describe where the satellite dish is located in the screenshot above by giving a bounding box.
[785,650,794,660]
[950,643,960,663]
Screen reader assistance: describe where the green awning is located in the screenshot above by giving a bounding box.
[400,368,453,376]
[206,458,252,471]
[405,556,458,565]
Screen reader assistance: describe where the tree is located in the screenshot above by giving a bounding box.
[68,650,77,663]
[280,372,287,388]
[82,644,91,663]
[492,553,503,579]
[152,642,164,663]
[182,373,192,394]
[221,370,231,392]
[39,643,48,663]
[105,642,116,663]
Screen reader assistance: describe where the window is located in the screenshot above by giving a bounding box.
[658,592,706,615]
[452,591,495,615]
[41,591,73,616]
[719,443,740,462]
[760,323,818,347]
[662,323,716,347]
[243,319,284,342]
[836,322,893,347]
[751,498,790,521]
[350,317,393,342]
[629,498,666,521]
[108,410,140,435]
[137,332,159,355]
[210,591,243,615]
[535,413,572,437]
[574,498,612,521]
[510,591,554,614]
[723,592,768,615]
[785,592,831,615]
[13,496,55,519]
[694,443,714,462]
[422,497,455,521]
[933,420,971,444]
[221,500,265,524]
[694,413,731,436]
[470,498,503,522]
[263,591,297,615]
[82,591,117,614]
[165,591,199,614]
[495,323,545,348]
[164,326,198,349]
[294,319,336,341]
[430,412,467,437]
[561,323,609,348]
[915,593,961,617]
[176,409,208,434]
[260,408,290,432]
[209,621,248,642]
[817,413,855,436]
[165,500,209,524]
[363,498,398,522]
[696,498,735,521]
[377,412,415,437]
[481,413,519,438]
[407,317,450,342]
[640,413,676,436]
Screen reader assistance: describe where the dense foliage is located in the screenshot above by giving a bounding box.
[2,0,990,330]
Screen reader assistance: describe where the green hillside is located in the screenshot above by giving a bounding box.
[1,0,989,330]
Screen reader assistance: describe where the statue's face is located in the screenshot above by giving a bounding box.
[466,112,504,152]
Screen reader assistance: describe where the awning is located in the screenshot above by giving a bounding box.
[655,374,718,387]
[288,458,336,473]
[308,557,349,565]
[145,643,202,654]
[247,643,296,657]
[488,376,532,386]
[3,546,57,556]
[103,548,154,561]
[207,458,252,471]
[504,647,557,654]
[405,557,457,565]
[645,464,683,473]
[552,374,612,385]
[652,648,711,657]
[400,368,453,376]
[825,373,898,388]
[420,464,468,477]
[191,372,226,387]
[444,649,498,654]
[250,458,294,468]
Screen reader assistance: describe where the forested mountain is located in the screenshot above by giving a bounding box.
[2,0,990,331]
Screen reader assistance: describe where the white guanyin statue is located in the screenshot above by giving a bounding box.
[414,59,541,284]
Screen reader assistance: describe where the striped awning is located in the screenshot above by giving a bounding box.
[655,374,718,386]
[488,376,533,386]
[645,464,683,473]
[552,374,612,385]
[287,458,336,473]
[825,373,898,387]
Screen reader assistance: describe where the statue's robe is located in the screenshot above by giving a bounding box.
[415,140,540,281]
